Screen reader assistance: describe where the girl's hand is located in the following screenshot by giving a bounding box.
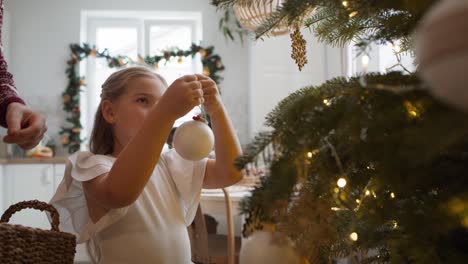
[159,74,203,120]
[196,74,223,116]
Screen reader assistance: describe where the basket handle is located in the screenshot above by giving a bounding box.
[0,200,60,232]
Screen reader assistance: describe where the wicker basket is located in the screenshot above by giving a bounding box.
[0,200,76,263]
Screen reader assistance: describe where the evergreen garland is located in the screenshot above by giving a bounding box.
[60,43,225,153]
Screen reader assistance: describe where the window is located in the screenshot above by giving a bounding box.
[347,40,415,76]
[80,11,203,148]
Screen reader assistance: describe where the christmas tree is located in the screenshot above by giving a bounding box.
[212,0,468,263]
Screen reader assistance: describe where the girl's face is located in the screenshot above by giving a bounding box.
[102,77,166,153]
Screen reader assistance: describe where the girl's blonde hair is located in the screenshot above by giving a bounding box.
[89,66,168,155]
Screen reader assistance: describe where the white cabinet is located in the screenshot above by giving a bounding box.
[0,163,3,214]
[2,164,56,229]
[0,162,91,263]
[54,163,66,190]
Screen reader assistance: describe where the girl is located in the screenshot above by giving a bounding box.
[50,67,242,263]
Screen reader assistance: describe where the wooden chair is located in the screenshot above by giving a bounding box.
[188,188,241,264]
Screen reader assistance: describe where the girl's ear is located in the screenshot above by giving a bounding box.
[101,100,116,124]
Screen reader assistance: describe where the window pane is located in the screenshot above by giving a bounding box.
[94,26,138,111]
[353,41,415,74]
[149,25,194,85]
[149,24,200,128]
[84,27,139,142]
[149,25,192,53]
[96,27,138,59]
[85,23,200,143]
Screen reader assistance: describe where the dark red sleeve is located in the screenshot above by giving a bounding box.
[0,0,25,128]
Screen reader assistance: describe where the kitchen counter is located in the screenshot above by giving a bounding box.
[0,157,67,164]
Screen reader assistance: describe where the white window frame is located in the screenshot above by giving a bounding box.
[346,42,415,77]
[80,11,203,150]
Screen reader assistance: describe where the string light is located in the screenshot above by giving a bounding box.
[361,55,370,74]
[337,178,347,188]
[331,207,349,212]
[365,190,371,196]
[356,199,361,204]
[342,1,349,7]
[390,192,396,199]
[404,101,420,118]
[392,42,401,53]
[349,232,358,241]
[307,149,319,158]
[323,99,331,106]
[349,11,358,18]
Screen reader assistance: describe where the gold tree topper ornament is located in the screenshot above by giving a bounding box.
[290,28,308,71]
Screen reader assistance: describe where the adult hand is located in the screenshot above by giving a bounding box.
[3,103,47,150]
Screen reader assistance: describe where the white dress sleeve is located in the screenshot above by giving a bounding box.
[49,151,128,244]
[160,149,208,226]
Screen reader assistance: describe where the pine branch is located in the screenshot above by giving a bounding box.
[254,0,318,38]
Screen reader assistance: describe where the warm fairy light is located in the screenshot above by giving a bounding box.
[361,55,369,67]
[356,199,361,204]
[337,178,347,188]
[390,192,396,199]
[334,188,340,193]
[331,207,348,211]
[323,99,331,106]
[365,190,371,196]
[342,1,349,7]
[350,232,358,241]
[393,221,398,229]
[463,217,468,228]
[404,101,419,118]
[372,191,377,198]
[361,55,370,74]
[349,11,358,18]
[307,149,319,158]
[392,43,401,53]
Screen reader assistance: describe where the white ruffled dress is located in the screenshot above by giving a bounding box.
[49,149,207,263]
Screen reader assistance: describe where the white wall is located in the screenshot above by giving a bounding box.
[249,30,346,136]
[5,0,250,156]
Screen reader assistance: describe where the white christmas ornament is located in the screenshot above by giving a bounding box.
[173,116,214,161]
[240,231,303,264]
[415,0,468,111]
